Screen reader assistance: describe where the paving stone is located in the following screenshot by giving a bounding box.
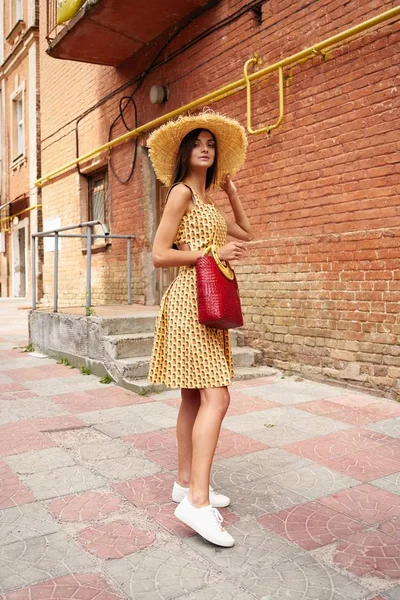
[22,376,105,397]
[5,366,80,382]
[49,490,123,522]
[386,588,400,600]
[321,441,400,483]
[258,501,366,550]
[176,581,256,600]
[296,400,400,426]
[94,417,161,438]
[0,398,65,425]
[224,407,350,439]
[283,428,396,463]
[81,403,177,428]
[0,383,26,393]
[325,393,387,409]
[223,477,308,517]
[77,519,156,559]
[90,453,162,481]
[241,423,316,446]
[0,531,95,592]
[22,465,104,500]
[147,502,239,538]
[240,380,347,405]
[372,474,400,496]
[0,461,35,509]
[80,405,170,437]
[105,541,210,599]
[124,428,176,452]
[125,427,268,470]
[378,517,400,540]
[318,484,400,525]
[268,463,360,501]
[367,418,400,439]
[28,415,88,432]
[240,552,369,599]
[0,422,56,457]
[5,448,75,475]
[0,503,60,546]
[213,448,314,487]
[227,391,279,415]
[2,572,124,599]
[51,387,154,413]
[185,518,304,574]
[75,439,131,462]
[331,529,400,580]
[0,390,40,401]
[113,472,176,507]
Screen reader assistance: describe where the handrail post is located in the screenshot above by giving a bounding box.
[53,232,59,313]
[127,238,132,305]
[32,235,37,310]
[86,225,92,310]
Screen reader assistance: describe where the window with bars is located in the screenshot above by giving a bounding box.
[88,170,109,246]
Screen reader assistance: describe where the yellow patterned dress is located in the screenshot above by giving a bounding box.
[148,189,234,389]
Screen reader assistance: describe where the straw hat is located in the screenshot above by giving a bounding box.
[147,109,248,187]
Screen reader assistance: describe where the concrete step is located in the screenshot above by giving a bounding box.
[100,314,157,336]
[103,333,154,359]
[114,345,262,380]
[117,365,278,396]
[102,328,246,361]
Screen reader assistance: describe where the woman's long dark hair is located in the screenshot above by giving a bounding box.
[171,128,218,190]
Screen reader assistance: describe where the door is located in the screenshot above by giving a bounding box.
[12,218,28,297]
[156,181,178,303]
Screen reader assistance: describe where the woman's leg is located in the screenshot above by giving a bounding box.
[176,388,200,487]
[189,386,230,507]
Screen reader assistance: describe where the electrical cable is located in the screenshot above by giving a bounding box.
[43,0,264,150]
[47,0,266,182]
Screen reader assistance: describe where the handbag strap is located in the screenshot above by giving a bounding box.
[202,245,235,281]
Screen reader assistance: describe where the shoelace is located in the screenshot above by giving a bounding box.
[209,507,224,531]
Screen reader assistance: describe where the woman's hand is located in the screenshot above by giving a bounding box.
[217,241,247,262]
[220,174,236,197]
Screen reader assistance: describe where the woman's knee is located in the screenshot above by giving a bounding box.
[201,387,230,416]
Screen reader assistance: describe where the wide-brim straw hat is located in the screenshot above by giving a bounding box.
[147,110,248,187]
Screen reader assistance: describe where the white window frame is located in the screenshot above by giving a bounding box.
[10,80,25,164]
[10,0,23,26]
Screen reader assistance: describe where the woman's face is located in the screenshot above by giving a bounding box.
[189,130,215,171]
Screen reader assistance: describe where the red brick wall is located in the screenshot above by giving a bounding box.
[39,0,400,396]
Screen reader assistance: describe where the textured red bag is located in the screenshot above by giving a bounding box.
[196,246,243,329]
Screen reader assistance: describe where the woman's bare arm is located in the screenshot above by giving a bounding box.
[152,184,204,268]
[220,175,253,241]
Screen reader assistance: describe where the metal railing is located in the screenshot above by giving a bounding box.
[32,221,136,313]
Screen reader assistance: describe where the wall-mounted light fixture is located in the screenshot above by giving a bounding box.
[149,85,169,105]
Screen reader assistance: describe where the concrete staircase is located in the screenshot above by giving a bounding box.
[100,312,276,395]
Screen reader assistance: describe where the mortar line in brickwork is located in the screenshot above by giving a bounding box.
[251,225,400,245]
[35,5,400,187]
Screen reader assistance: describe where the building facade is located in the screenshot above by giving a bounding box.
[0,0,41,298]
[38,0,399,396]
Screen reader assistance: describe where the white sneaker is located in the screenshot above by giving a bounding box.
[174,496,235,547]
[172,482,230,508]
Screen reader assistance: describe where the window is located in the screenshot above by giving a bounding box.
[15,0,22,21]
[10,0,23,25]
[12,95,24,161]
[88,170,109,246]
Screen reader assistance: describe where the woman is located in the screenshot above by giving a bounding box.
[147,111,253,547]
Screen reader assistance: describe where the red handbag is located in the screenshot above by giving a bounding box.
[196,246,243,329]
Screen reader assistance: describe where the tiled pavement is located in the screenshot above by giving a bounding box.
[1,301,400,599]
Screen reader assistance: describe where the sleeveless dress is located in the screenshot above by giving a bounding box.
[148,187,234,389]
